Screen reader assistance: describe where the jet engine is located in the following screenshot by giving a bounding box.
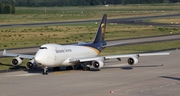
[11,57,23,66]
[92,60,104,69]
[127,57,138,65]
[25,59,37,69]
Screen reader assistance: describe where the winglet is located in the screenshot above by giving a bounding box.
[176,48,179,51]
[3,49,6,55]
[173,47,179,53]
[170,47,179,54]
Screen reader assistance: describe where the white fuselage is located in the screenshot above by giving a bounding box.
[34,44,99,67]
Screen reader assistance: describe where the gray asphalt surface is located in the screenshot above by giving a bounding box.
[0,50,179,96]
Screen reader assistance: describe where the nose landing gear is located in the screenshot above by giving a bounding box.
[42,66,48,75]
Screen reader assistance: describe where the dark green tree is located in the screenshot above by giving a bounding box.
[3,4,10,14]
[0,3,15,14]
[0,0,167,7]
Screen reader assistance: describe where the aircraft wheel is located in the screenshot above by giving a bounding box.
[66,66,73,70]
[42,72,48,75]
[83,67,90,71]
[53,67,60,71]
[76,65,83,70]
[42,67,48,75]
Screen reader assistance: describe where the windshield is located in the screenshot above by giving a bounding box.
[39,47,47,49]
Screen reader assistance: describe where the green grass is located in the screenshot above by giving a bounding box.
[0,23,180,49]
[145,17,180,24]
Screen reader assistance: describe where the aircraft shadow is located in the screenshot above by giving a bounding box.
[0,63,26,70]
[102,66,133,70]
[24,68,43,74]
[24,67,69,74]
[9,66,26,69]
[102,64,163,70]
[0,63,12,67]
[159,76,180,81]
[133,64,163,68]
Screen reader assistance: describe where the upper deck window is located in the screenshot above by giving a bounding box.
[39,47,47,49]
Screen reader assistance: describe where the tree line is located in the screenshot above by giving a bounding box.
[0,3,15,14]
[0,0,180,7]
[169,0,180,3]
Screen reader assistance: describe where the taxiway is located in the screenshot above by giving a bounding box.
[0,50,179,96]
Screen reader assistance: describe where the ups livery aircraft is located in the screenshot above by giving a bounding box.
[3,14,170,75]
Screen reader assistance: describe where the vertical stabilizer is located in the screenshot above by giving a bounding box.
[93,14,107,43]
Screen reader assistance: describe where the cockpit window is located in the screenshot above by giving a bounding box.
[39,47,47,49]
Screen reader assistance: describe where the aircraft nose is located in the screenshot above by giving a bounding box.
[35,51,49,66]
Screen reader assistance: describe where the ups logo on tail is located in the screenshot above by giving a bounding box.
[101,23,105,38]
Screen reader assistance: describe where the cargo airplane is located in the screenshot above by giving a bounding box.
[2,14,170,75]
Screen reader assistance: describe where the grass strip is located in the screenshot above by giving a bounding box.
[1,24,180,49]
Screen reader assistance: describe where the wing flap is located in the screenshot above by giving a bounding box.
[105,52,170,59]
[104,54,138,59]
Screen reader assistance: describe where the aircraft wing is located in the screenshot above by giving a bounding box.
[104,52,170,59]
[69,52,170,63]
[2,49,34,59]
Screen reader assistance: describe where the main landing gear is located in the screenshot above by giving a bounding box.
[42,66,48,75]
[83,66,91,71]
[53,67,60,71]
[75,63,91,71]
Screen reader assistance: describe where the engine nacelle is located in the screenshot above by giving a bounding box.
[25,59,37,69]
[92,60,104,69]
[127,57,139,65]
[11,57,23,66]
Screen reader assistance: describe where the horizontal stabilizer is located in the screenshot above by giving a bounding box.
[103,42,129,47]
